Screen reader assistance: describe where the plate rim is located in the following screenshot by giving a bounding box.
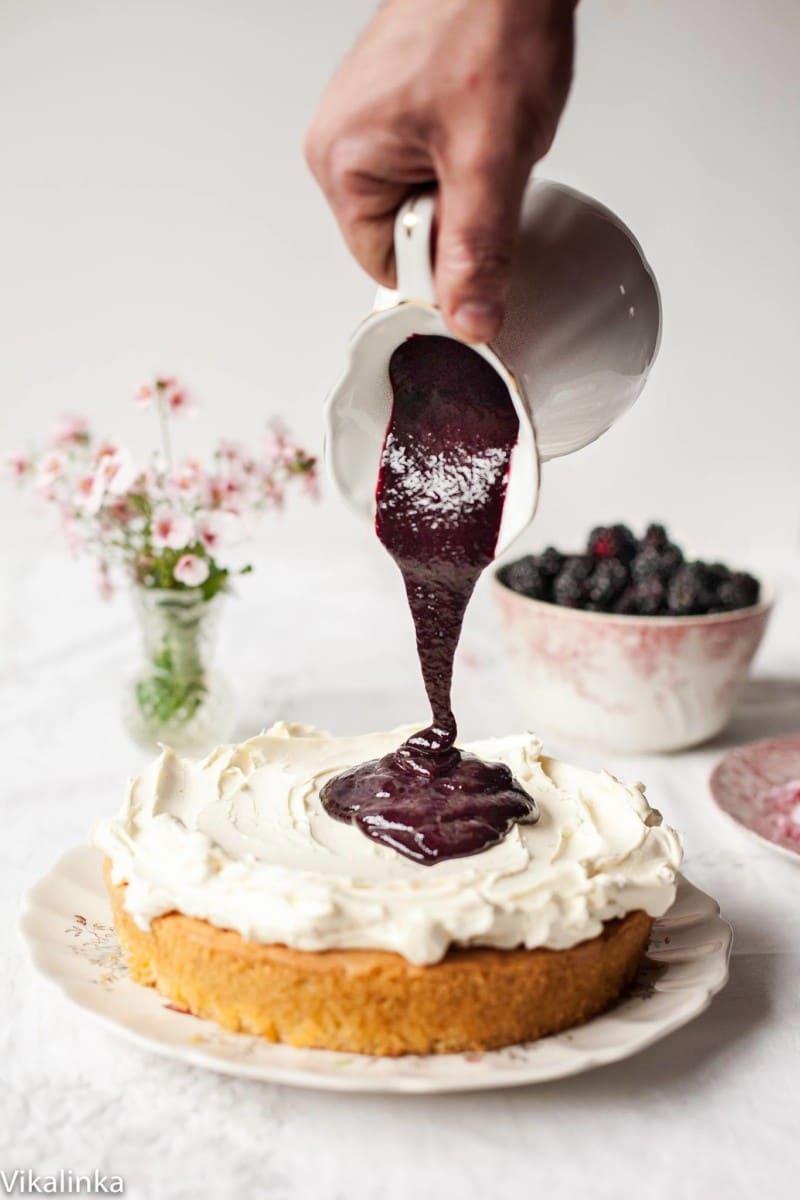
[20,845,733,1094]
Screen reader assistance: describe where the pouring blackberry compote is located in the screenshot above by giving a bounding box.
[321,335,537,864]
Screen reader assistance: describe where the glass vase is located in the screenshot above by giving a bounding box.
[123,587,235,756]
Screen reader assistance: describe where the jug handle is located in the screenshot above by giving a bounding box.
[394,193,437,306]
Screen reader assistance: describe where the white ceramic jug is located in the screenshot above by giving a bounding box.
[324,179,661,554]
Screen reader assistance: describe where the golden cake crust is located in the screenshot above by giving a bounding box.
[104,859,653,1056]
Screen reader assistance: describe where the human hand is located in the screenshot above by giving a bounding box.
[305,0,577,342]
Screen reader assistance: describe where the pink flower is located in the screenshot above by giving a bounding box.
[5,453,32,480]
[216,439,244,464]
[137,377,197,415]
[263,418,297,466]
[151,506,195,550]
[196,509,239,553]
[86,448,136,513]
[133,384,155,409]
[163,381,197,417]
[100,448,136,495]
[74,474,96,506]
[261,475,284,507]
[173,554,209,587]
[50,413,90,447]
[168,391,196,416]
[204,474,242,508]
[36,451,67,489]
[301,470,320,500]
[106,496,137,524]
[168,457,203,495]
[5,384,316,597]
[94,438,121,462]
[204,475,225,508]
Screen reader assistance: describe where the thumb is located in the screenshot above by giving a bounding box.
[434,152,528,343]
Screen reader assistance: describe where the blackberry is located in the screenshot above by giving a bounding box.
[539,546,565,580]
[667,563,714,616]
[660,543,684,575]
[705,561,732,586]
[502,556,552,601]
[631,543,684,584]
[587,557,629,610]
[613,587,640,615]
[632,577,667,616]
[507,524,759,619]
[631,547,665,583]
[642,522,670,552]
[587,523,638,564]
[553,556,593,608]
[717,571,760,611]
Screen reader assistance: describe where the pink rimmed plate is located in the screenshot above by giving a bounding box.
[20,846,731,1093]
[710,733,800,863]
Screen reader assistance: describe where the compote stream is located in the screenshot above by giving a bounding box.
[322,335,537,864]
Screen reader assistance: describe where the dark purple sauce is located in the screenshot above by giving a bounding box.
[322,335,537,864]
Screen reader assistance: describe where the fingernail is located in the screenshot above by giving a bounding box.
[452,300,502,342]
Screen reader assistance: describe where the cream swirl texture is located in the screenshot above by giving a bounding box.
[94,724,682,965]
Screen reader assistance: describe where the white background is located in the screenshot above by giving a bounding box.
[1,0,799,564]
[2,3,799,1198]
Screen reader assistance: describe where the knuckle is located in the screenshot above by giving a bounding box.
[304,123,363,191]
[327,135,363,183]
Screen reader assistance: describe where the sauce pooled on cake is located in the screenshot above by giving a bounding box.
[322,335,537,863]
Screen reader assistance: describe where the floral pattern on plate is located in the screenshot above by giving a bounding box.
[710,733,800,862]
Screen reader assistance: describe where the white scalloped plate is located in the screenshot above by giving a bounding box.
[20,847,731,1093]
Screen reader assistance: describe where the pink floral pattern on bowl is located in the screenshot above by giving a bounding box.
[493,573,774,754]
[710,734,800,861]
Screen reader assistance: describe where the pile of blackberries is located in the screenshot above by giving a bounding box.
[499,523,760,616]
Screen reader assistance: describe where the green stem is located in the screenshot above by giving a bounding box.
[157,394,173,470]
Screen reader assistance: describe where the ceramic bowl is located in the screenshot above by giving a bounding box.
[493,573,774,754]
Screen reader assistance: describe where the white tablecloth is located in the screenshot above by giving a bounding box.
[3,545,799,1200]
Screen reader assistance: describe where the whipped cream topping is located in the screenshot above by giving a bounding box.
[94,724,682,965]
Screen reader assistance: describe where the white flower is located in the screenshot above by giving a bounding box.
[173,554,209,587]
[195,509,240,553]
[35,451,67,489]
[151,506,195,550]
[133,383,155,408]
[103,449,136,496]
[168,457,203,495]
[85,448,136,513]
[94,437,122,462]
[74,474,96,507]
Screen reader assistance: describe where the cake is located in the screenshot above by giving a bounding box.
[94,723,681,1056]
